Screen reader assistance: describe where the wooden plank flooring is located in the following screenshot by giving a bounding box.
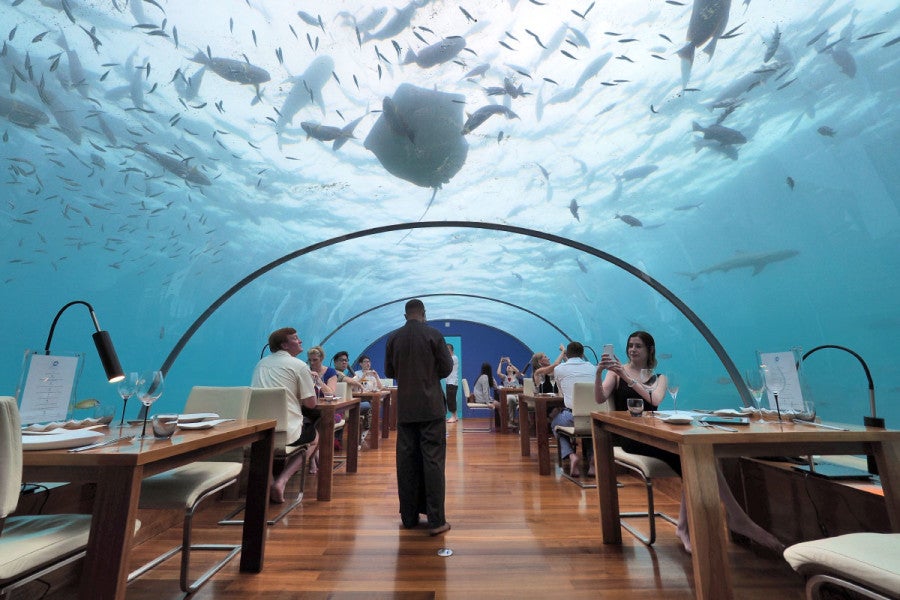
[111,419,804,599]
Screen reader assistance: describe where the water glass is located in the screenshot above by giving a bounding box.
[627,398,644,417]
[151,414,178,439]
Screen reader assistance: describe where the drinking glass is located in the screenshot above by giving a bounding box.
[666,374,679,412]
[743,368,767,423]
[639,369,657,394]
[135,370,165,439]
[117,371,140,426]
[626,398,644,417]
[761,364,786,424]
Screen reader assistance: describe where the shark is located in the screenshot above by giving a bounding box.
[680,250,799,280]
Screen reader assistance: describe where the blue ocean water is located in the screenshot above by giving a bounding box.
[1,1,897,429]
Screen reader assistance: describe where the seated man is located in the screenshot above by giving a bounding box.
[333,350,372,431]
[251,327,320,503]
[550,341,596,477]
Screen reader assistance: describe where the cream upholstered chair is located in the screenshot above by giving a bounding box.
[594,394,679,545]
[462,378,493,432]
[784,533,900,600]
[220,387,310,526]
[553,382,597,489]
[0,396,93,599]
[129,386,252,593]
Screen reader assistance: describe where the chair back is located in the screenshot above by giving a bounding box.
[572,382,596,430]
[335,381,349,400]
[1,396,23,519]
[380,378,394,387]
[523,378,535,395]
[462,378,471,399]
[184,386,252,419]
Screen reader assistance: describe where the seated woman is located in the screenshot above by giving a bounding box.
[496,356,524,427]
[595,330,784,554]
[531,345,565,393]
[469,362,500,424]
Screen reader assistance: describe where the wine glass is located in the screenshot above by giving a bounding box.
[760,364,786,424]
[135,370,165,438]
[666,374,679,413]
[743,368,767,423]
[639,369,658,394]
[117,372,140,426]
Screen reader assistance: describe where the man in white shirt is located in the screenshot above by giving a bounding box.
[551,341,596,477]
[251,327,319,504]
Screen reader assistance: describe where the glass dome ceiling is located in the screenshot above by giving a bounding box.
[2,0,898,426]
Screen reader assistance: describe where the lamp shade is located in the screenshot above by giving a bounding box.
[93,330,125,383]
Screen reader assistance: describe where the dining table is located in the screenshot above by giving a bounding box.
[352,389,391,449]
[21,418,276,600]
[314,396,361,501]
[387,386,398,430]
[590,410,900,600]
[518,393,565,475]
[496,386,523,434]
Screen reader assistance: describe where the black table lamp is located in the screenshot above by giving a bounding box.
[44,300,125,383]
[801,344,882,475]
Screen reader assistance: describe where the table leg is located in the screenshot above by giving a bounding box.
[241,427,274,572]
[381,392,391,439]
[316,405,336,501]
[498,391,508,434]
[592,420,621,544]
[536,400,551,476]
[79,465,142,600]
[369,395,381,450]
[346,403,360,474]
[873,440,900,530]
[520,401,532,457]
[680,444,733,600]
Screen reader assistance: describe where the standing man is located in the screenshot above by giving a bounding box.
[445,343,459,423]
[385,299,454,535]
[251,327,319,503]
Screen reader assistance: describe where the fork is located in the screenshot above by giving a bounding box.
[697,421,738,433]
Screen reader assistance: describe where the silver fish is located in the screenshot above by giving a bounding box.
[190,52,270,86]
[461,104,518,134]
[680,250,799,280]
[403,36,466,68]
[300,115,364,151]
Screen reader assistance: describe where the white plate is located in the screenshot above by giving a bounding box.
[713,408,745,417]
[661,416,693,425]
[177,418,233,430]
[22,429,104,450]
[177,412,219,423]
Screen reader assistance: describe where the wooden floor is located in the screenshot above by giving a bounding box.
[102,419,803,599]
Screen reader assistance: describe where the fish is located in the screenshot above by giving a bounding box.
[381,96,415,143]
[403,36,466,68]
[174,66,205,101]
[134,144,210,186]
[615,214,643,227]
[817,126,836,137]
[692,121,747,145]
[677,0,732,83]
[190,52,270,87]
[680,250,799,280]
[461,104,518,134]
[616,165,659,182]
[463,63,489,79]
[525,29,546,49]
[459,7,477,23]
[693,138,739,160]
[574,52,612,89]
[362,3,417,43]
[831,48,856,78]
[0,95,49,128]
[786,176,795,190]
[568,198,580,221]
[764,25,781,62]
[301,115,365,151]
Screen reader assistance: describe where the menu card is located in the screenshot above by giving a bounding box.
[758,351,804,411]
[17,351,82,424]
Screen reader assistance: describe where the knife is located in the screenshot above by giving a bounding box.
[68,435,134,453]
[792,419,850,431]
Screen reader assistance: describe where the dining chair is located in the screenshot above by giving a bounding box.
[0,396,93,599]
[129,386,252,593]
[784,533,900,600]
[553,382,597,489]
[220,387,310,526]
[594,395,679,545]
[462,378,493,432]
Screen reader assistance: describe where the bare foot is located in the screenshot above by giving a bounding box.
[568,453,580,477]
[446,416,458,423]
[270,483,285,504]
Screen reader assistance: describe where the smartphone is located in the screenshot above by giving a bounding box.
[602,344,614,358]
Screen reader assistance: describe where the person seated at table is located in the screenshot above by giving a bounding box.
[497,356,524,427]
[596,330,784,554]
[354,355,385,392]
[549,342,596,477]
[531,345,565,393]
[333,350,372,432]
[251,327,320,503]
[309,345,351,452]
[469,362,500,425]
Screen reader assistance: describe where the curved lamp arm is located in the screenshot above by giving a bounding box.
[801,344,876,419]
[45,300,125,383]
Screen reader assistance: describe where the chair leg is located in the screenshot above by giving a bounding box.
[130,479,241,593]
[807,573,893,600]
[616,464,677,545]
[220,449,308,527]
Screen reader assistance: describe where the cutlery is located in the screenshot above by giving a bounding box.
[68,435,134,453]
[792,419,850,431]
[697,421,738,432]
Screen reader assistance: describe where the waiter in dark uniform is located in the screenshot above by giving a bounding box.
[384,299,454,536]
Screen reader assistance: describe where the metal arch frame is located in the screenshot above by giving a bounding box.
[159,221,753,407]
[318,293,573,346]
